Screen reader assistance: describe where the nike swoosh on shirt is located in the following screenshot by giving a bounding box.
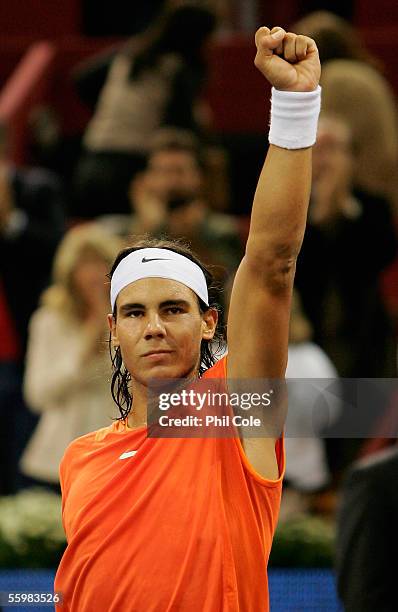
[141,257,172,263]
[119,450,137,460]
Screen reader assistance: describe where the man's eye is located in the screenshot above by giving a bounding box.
[129,310,144,318]
[166,307,183,314]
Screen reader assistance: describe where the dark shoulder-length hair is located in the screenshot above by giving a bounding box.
[123,2,217,80]
[107,235,224,421]
[293,11,381,69]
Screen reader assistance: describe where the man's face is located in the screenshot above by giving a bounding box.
[71,249,109,307]
[108,278,217,386]
[312,119,353,185]
[145,150,202,201]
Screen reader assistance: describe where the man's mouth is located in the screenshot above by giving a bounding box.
[142,350,173,358]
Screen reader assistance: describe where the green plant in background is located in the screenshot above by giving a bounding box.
[0,490,335,569]
[269,514,335,568]
[0,488,66,568]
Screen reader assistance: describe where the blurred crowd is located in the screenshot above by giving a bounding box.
[1,3,398,608]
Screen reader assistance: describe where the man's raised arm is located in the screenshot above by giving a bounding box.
[226,27,321,479]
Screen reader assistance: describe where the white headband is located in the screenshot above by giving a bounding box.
[110,248,209,310]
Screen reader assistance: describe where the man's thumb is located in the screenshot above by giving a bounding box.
[263,27,285,50]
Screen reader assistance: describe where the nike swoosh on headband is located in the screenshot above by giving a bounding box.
[141,257,172,263]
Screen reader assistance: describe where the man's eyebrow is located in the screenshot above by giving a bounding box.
[160,300,190,308]
[119,299,190,312]
[119,302,145,312]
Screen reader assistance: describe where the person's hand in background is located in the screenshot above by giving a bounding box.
[310,116,358,225]
[128,172,167,233]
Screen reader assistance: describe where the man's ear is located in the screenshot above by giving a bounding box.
[201,308,218,341]
[108,313,119,347]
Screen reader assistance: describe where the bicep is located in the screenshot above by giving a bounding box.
[226,255,293,380]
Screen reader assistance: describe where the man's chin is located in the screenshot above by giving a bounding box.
[137,363,197,385]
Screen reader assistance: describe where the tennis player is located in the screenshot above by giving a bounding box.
[54,26,321,611]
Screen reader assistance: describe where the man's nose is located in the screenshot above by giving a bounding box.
[144,313,166,339]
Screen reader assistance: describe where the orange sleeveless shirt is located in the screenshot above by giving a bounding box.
[54,357,284,611]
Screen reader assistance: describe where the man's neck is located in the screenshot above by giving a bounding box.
[127,365,200,429]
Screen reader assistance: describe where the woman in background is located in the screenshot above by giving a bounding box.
[293,10,398,211]
[73,1,217,218]
[19,223,122,491]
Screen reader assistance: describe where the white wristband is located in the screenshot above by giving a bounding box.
[268,86,321,149]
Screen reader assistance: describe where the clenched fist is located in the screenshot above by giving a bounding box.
[254,27,321,92]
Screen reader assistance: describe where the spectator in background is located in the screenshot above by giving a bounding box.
[293,10,398,211]
[99,128,243,312]
[296,114,397,475]
[27,105,81,191]
[19,224,121,491]
[0,121,65,495]
[72,1,217,218]
[336,445,398,612]
[285,290,339,494]
[280,289,340,519]
[296,114,397,379]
